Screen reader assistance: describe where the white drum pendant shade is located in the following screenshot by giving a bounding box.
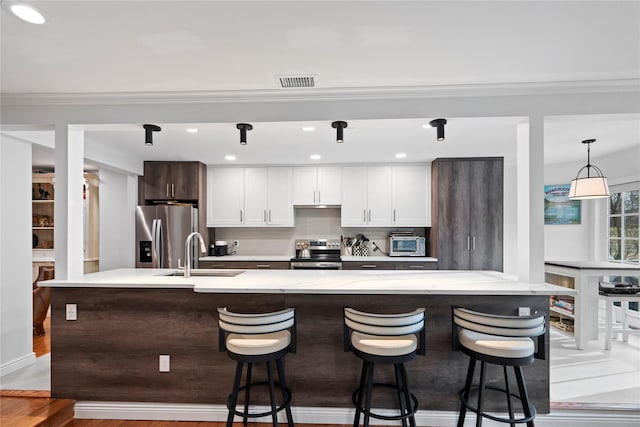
[568,139,610,200]
[569,176,610,200]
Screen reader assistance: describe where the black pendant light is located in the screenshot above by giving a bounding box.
[429,118,447,141]
[236,123,253,145]
[568,139,610,199]
[143,124,161,146]
[331,121,348,143]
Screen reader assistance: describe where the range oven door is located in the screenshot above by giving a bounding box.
[290,261,342,270]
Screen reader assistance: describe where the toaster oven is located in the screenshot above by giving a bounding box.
[389,236,426,257]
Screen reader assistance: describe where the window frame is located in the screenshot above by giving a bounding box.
[608,182,640,264]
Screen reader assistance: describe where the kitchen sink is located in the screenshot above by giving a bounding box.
[164,269,245,277]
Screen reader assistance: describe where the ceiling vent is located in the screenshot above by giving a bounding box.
[276,74,317,89]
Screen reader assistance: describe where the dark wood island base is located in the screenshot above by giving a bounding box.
[51,288,550,414]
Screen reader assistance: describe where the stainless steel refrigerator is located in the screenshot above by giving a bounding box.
[135,205,199,268]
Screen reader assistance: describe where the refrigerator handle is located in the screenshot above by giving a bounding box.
[152,219,163,268]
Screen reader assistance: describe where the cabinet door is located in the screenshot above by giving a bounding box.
[143,162,172,200]
[469,158,503,271]
[392,165,430,226]
[171,162,200,200]
[267,167,293,226]
[243,168,268,226]
[366,166,392,226]
[341,167,368,226]
[292,167,316,205]
[207,168,244,226]
[436,160,472,270]
[317,166,342,205]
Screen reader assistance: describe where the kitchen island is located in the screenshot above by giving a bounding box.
[42,269,573,423]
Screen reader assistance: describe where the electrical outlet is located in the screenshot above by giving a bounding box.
[159,355,170,372]
[66,304,77,321]
[518,307,531,316]
[233,240,239,247]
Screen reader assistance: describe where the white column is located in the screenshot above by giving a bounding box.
[0,136,34,374]
[517,116,545,283]
[54,124,85,280]
[99,168,138,270]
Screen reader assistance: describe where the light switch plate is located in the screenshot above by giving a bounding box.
[159,355,170,372]
[65,304,77,321]
[518,307,531,316]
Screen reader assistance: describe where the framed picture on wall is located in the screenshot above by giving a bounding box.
[544,184,581,224]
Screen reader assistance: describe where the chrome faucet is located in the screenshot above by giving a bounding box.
[184,232,207,278]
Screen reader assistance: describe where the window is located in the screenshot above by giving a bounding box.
[608,185,639,263]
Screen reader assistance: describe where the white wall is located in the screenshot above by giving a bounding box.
[99,168,137,270]
[0,136,35,374]
[544,145,640,261]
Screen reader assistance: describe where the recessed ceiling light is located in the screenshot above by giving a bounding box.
[225,155,236,161]
[10,4,45,24]
[302,126,315,132]
[186,128,198,133]
[395,153,407,159]
[421,124,431,129]
[310,154,321,160]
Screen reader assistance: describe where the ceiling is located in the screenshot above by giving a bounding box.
[2,1,639,169]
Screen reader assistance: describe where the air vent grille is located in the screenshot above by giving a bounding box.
[276,75,316,89]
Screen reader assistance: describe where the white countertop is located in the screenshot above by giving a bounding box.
[342,256,437,262]
[199,255,437,262]
[41,268,574,296]
[545,261,640,270]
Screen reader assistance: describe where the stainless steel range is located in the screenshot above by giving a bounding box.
[290,239,342,270]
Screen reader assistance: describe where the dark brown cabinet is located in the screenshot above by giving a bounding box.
[142,161,205,202]
[342,261,437,270]
[431,157,503,271]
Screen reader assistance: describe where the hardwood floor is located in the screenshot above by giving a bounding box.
[33,315,50,358]
[68,422,351,427]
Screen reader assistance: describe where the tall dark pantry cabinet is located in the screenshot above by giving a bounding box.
[431,157,503,271]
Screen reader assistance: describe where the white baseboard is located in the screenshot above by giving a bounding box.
[0,352,35,377]
[74,401,640,426]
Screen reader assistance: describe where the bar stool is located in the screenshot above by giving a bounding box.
[452,307,545,427]
[599,291,640,350]
[218,307,296,427]
[343,307,426,427]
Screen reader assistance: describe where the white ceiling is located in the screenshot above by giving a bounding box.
[2,1,639,168]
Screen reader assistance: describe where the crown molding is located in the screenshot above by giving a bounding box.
[1,79,638,107]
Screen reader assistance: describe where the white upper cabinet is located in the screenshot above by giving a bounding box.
[207,168,244,226]
[207,167,293,227]
[265,167,294,225]
[391,165,431,226]
[292,166,342,205]
[341,166,392,226]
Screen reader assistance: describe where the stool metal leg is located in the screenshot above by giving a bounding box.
[363,361,375,427]
[400,363,416,427]
[503,365,515,427]
[353,361,368,427]
[476,361,486,427]
[276,358,294,427]
[266,361,279,427]
[394,364,408,427]
[227,361,244,427]
[514,366,535,427]
[458,357,476,427]
[243,362,253,426]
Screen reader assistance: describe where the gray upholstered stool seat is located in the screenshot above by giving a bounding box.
[218,307,296,427]
[344,307,426,427]
[453,307,546,427]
